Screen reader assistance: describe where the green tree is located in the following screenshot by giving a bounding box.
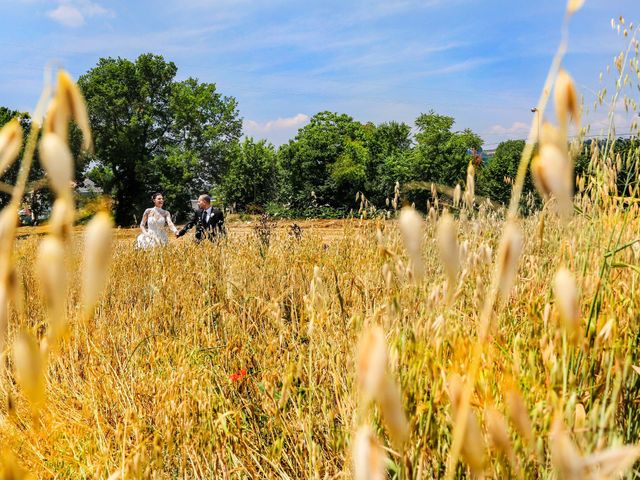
[168,78,242,193]
[328,139,368,204]
[365,121,413,204]
[414,110,482,186]
[477,140,521,204]
[78,53,241,225]
[0,107,52,218]
[219,138,278,210]
[278,111,365,211]
[477,140,539,207]
[149,147,199,223]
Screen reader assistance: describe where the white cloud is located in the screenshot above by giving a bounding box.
[48,4,85,27]
[488,121,530,135]
[244,113,309,134]
[243,114,310,145]
[47,0,114,28]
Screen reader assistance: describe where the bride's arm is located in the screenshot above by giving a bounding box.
[140,209,149,233]
[166,212,178,235]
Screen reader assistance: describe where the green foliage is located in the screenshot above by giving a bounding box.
[413,110,483,186]
[278,111,366,209]
[86,164,115,192]
[364,121,413,204]
[220,138,279,210]
[477,140,529,205]
[150,147,199,223]
[0,108,50,218]
[328,140,368,201]
[78,53,241,225]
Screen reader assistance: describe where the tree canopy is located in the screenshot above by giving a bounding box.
[5,52,591,222]
[78,53,241,224]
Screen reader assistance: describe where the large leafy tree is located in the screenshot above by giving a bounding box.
[365,121,413,204]
[0,107,27,208]
[0,107,52,217]
[414,110,483,187]
[78,53,241,225]
[477,140,527,205]
[168,78,242,193]
[278,111,366,210]
[219,138,279,210]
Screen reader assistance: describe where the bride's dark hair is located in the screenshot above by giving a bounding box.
[151,192,163,202]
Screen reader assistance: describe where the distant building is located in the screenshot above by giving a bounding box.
[76,178,103,195]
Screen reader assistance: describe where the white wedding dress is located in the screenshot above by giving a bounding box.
[136,207,178,249]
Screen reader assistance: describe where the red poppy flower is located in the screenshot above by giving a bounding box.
[230,369,248,382]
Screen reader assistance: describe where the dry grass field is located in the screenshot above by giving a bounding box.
[2,201,640,478]
[1,4,640,479]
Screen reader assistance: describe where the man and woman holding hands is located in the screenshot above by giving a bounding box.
[136,193,224,249]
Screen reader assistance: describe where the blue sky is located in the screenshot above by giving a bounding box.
[2,0,639,146]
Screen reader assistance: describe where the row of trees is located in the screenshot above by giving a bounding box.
[75,53,492,224]
[3,53,636,224]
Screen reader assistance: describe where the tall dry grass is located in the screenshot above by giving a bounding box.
[1,3,640,478]
[1,201,639,478]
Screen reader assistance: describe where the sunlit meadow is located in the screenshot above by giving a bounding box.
[1,3,640,479]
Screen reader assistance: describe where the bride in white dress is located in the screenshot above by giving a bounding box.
[136,193,179,249]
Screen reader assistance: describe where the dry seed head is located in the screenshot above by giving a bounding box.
[378,376,409,450]
[398,207,425,281]
[81,212,113,316]
[554,70,580,128]
[13,331,45,410]
[574,403,586,431]
[432,314,445,335]
[566,0,586,16]
[453,184,462,208]
[481,243,492,264]
[381,263,392,289]
[446,374,487,473]
[43,96,69,141]
[460,408,487,475]
[550,415,582,480]
[428,206,437,223]
[553,268,580,336]
[56,69,93,151]
[49,197,75,241]
[543,303,551,328]
[496,222,523,301]
[464,162,475,207]
[436,212,459,294]
[375,228,384,246]
[39,133,74,199]
[504,384,533,446]
[352,425,385,480]
[447,373,464,414]
[598,318,614,342]
[540,122,566,150]
[484,406,514,461]
[357,326,387,402]
[459,240,469,265]
[0,118,23,176]
[0,285,8,354]
[36,237,67,344]
[581,445,640,478]
[531,144,573,218]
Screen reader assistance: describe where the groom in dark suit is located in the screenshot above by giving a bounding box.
[176,194,225,242]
